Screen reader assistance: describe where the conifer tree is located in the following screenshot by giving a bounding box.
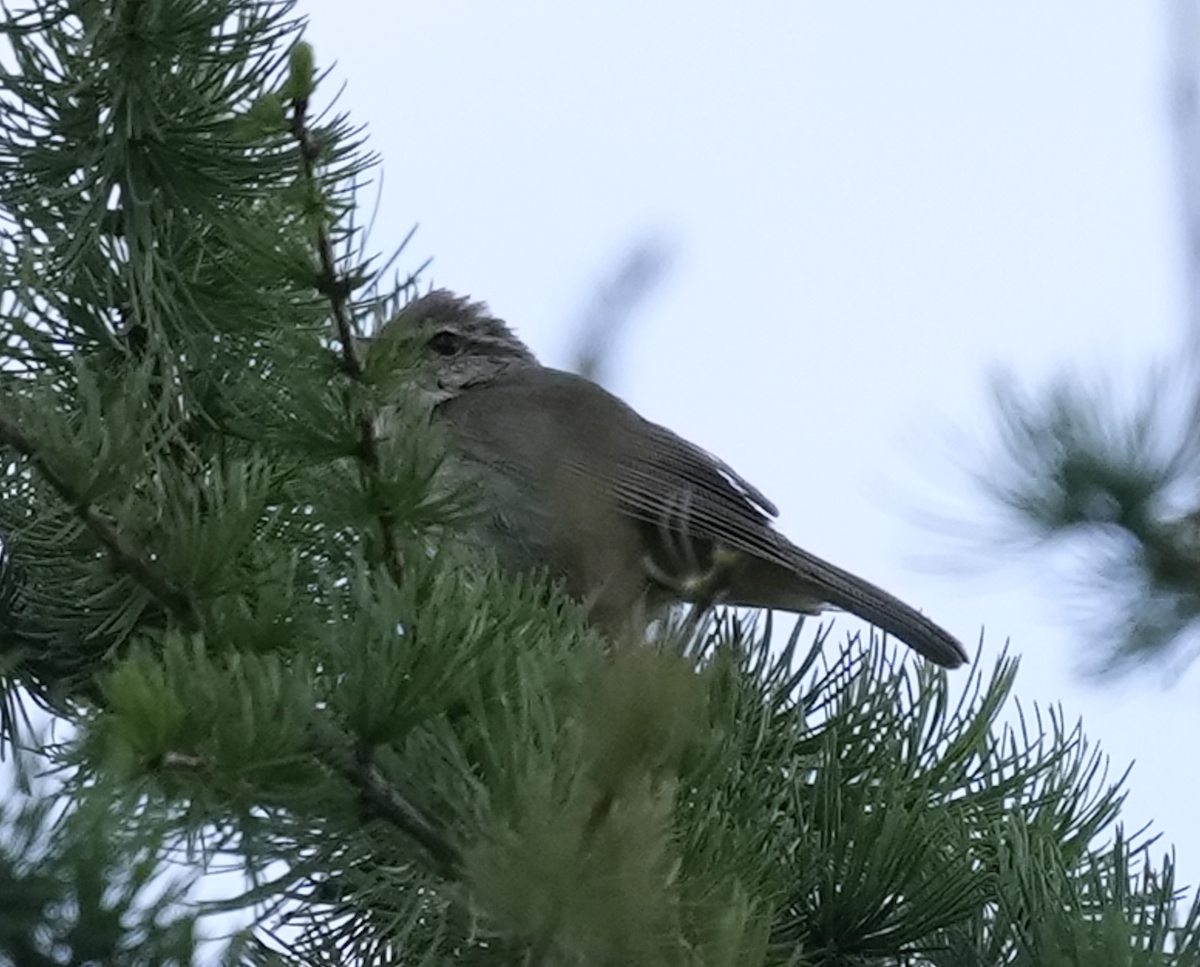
[1,1,1198,964]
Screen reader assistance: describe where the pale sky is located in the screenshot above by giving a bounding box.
[302,3,1197,896]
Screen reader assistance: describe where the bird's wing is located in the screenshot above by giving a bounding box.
[603,419,798,570]
[444,369,968,667]
[604,419,969,667]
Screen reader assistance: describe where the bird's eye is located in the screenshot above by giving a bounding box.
[428,330,462,356]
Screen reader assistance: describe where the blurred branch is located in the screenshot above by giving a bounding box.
[0,741,218,965]
[967,366,1200,675]
[571,236,675,385]
[943,4,1200,679]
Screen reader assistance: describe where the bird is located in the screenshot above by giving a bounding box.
[368,289,969,668]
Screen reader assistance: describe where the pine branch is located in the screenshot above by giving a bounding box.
[310,724,459,877]
[285,47,406,591]
[0,408,191,619]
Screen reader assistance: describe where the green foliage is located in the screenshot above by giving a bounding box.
[966,367,1200,673]
[0,1,1197,966]
[0,743,248,966]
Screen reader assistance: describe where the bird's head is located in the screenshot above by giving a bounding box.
[368,290,539,407]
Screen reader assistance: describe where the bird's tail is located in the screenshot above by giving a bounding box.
[727,548,969,668]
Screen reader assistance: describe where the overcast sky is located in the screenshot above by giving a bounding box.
[299,2,1198,895]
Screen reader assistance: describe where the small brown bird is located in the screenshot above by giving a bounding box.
[373,290,968,668]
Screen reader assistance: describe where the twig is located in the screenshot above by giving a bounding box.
[572,236,673,384]
[288,88,405,589]
[311,725,460,876]
[0,407,192,618]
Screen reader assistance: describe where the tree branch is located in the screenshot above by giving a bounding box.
[310,725,460,876]
[288,83,406,590]
[0,407,192,618]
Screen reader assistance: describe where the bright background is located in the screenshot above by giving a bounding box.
[300,2,1198,893]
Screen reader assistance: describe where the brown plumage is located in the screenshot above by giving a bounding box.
[374,290,969,668]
